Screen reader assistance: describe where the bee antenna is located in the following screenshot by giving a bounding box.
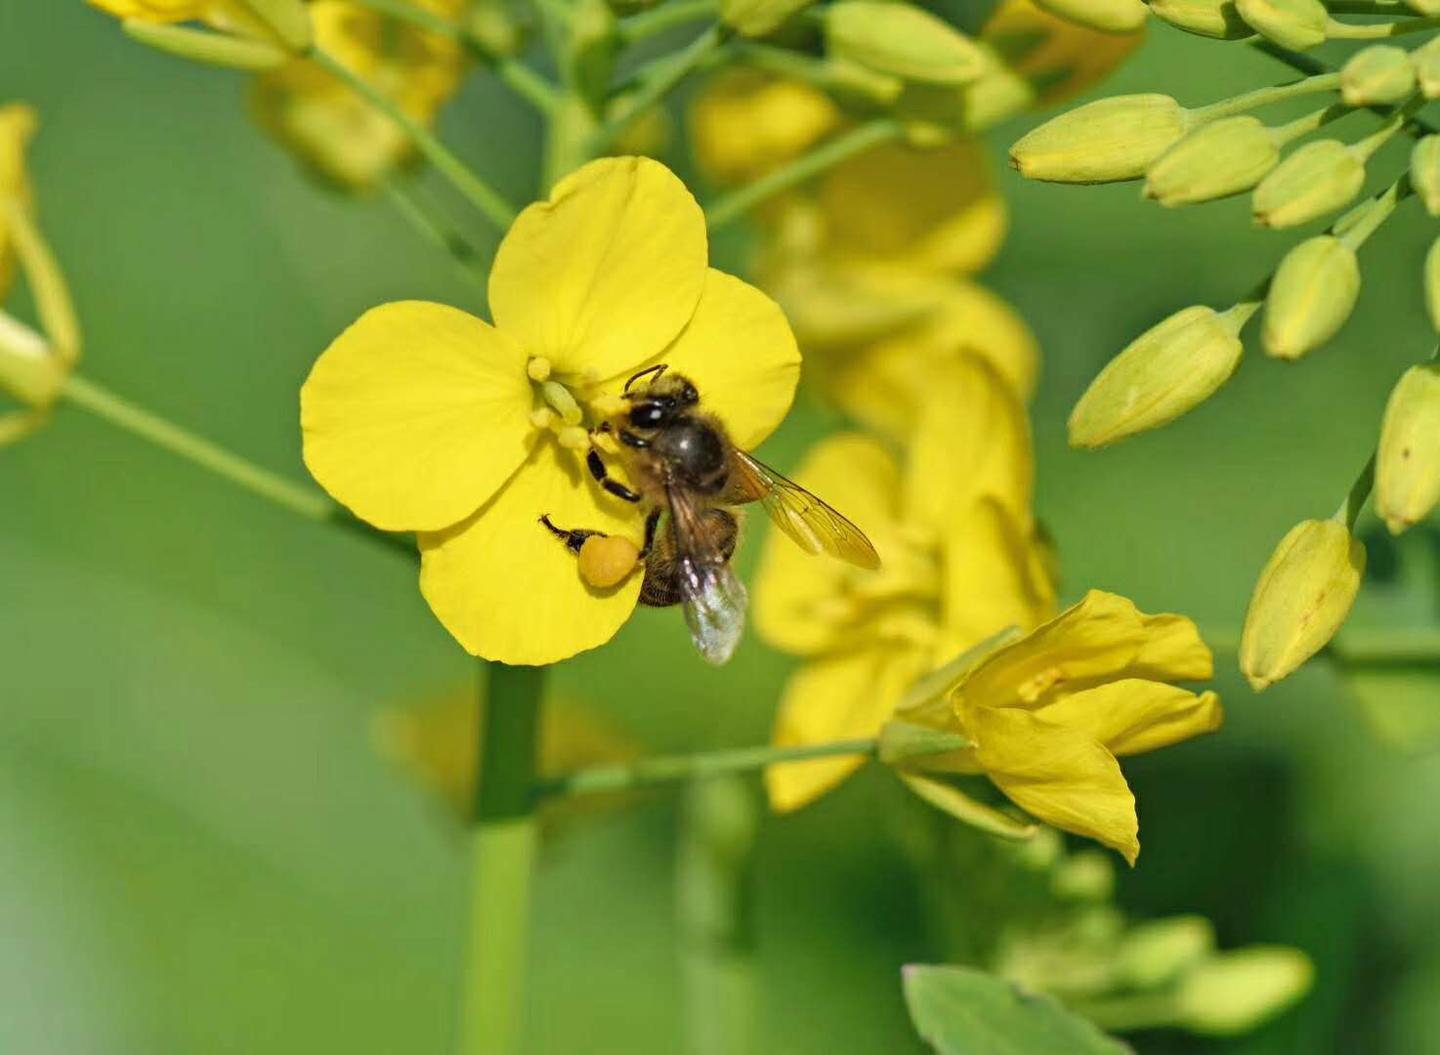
[624,363,667,393]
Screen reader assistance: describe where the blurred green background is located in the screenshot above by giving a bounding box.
[4,4,1439,1052]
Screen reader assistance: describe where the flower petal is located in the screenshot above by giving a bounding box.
[753,434,902,656]
[940,497,1056,656]
[766,645,924,812]
[617,268,800,450]
[418,439,644,665]
[1130,613,1214,681]
[969,705,1139,864]
[488,157,707,379]
[301,301,534,532]
[1038,681,1223,758]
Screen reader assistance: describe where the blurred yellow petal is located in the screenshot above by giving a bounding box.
[88,0,206,19]
[767,645,925,812]
[765,256,940,353]
[489,156,707,379]
[818,140,1007,276]
[615,269,800,450]
[1130,612,1214,681]
[940,497,1056,654]
[419,439,645,665]
[690,70,842,186]
[981,0,1145,107]
[754,434,902,656]
[0,409,44,447]
[301,301,534,533]
[913,280,1040,400]
[1039,681,1223,757]
[904,354,1033,532]
[968,705,1139,864]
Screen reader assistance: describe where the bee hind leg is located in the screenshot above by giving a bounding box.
[586,448,642,503]
[538,514,606,554]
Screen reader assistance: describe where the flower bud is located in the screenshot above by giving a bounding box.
[1376,363,1440,534]
[825,1,987,85]
[1176,948,1314,1035]
[1340,45,1416,106]
[1010,94,1192,183]
[721,0,815,36]
[1050,851,1115,902]
[1427,235,1440,330]
[0,311,65,409]
[1412,136,1440,216]
[237,0,312,52]
[121,19,289,70]
[1148,0,1254,38]
[1144,115,1279,206]
[1262,235,1359,360]
[1405,0,1440,15]
[1415,36,1440,97]
[1251,139,1364,228]
[1116,917,1215,989]
[1235,0,1328,50]
[566,0,619,107]
[1240,518,1365,690]
[1031,0,1148,32]
[1068,303,1249,447]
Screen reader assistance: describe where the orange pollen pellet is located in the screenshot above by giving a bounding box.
[578,535,641,589]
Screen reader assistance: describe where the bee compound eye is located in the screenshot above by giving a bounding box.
[629,403,665,428]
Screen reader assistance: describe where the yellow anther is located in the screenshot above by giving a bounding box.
[558,425,591,450]
[526,356,553,382]
[541,380,583,426]
[529,407,557,430]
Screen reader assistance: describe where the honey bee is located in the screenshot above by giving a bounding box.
[540,364,880,665]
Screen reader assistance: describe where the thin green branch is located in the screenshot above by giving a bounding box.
[1251,41,1440,137]
[1192,71,1342,121]
[310,47,519,230]
[588,25,727,155]
[705,118,906,231]
[620,0,719,43]
[1326,13,1440,37]
[382,177,489,284]
[1337,452,1377,530]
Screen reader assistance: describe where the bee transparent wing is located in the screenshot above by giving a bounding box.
[667,484,748,665]
[731,450,881,570]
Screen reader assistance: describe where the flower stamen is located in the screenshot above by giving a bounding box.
[526,356,553,382]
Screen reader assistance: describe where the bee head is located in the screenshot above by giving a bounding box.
[622,366,699,430]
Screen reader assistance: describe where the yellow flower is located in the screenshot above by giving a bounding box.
[759,354,1055,811]
[251,0,466,190]
[0,103,37,299]
[301,157,800,665]
[980,0,1145,108]
[901,590,1222,864]
[689,70,843,188]
[89,0,226,21]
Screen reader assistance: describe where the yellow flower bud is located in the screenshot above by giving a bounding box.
[238,0,311,51]
[1427,235,1440,330]
[1405,0,1440,15]
[1262,235,1360,360]
[1340,45,1416,106]
[1175,948,1314,1035]
[1411,136,1440,216]
[1068,303,1251,448]
[1009,94,1192,183]
[1030,0,1148,33]
[1251,139,1364,228]
[825,1,988,85]
[466,0,525,58]
[1415,36,1440,97]
[578,535,641,589]
[1148,0,1253,38]
[1235,0,1328,50]
[720,0,815,35]
[121,19,289,69]
[1240,518,1365,690]
[0,310,66,409]
[1376,363,1440,534]
[1144,115,1279,206]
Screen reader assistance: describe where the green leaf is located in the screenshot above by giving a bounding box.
[903,965,1132,1055]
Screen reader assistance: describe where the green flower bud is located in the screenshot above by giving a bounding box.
[1032,0,1149,32]
[1405,0,1440,15]
[1376,363,1440,534]
[1050,851,1115,902]
[0,310,65,409]
[1412,136,1440,216]
[465,0,526,58]
[1144,115,1278,205]
[1251,139,1364,228]
[721,0,815,36]
[1176,948,1314,1035]
[1235,0,1328,50]
[1340,45,1416,106]
[1010,94,1192,184]
[1148,0,1254,38]
[1116,917,1215,990]
[567,0,619,108]
[236,0,312,52]
[1240,518,1365,690]
[1415,36,1440,97]
[120,20,288,70]
[1068,303,1251,447]
[1262,235,1360,359]
[824,56,906,106]
[825,2,987,86]
[1427,235,1440,329]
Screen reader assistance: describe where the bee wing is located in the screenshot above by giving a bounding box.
[667,484,748,665]
[731,450,881,570]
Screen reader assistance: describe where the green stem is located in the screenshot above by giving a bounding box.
[677,777,757,1055]
[1271,101,1347,145]
[1252,40,1440,136]
[310,47,518,230]
[1192,72,1341,122]
[59,373,407,552]
[1352,93,1425,160]
[620,0,719,42]
[1337,451,1377,529]
[383,178,488,283]
[705,118,905,231]
[1326,14,1440,37]
[588,25,726,155]
[461,662,545,1055]
[540,737,879,798]
[1336,173,1411,249]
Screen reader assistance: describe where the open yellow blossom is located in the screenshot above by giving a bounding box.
[897,590,1222,864]
[689,69,843,189]
[251,0,465,190]
[759,354,1054,811]
[301,157,800,665]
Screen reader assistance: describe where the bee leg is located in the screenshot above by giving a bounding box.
[538,514,605,554]
[586,448,642,503]
[639,508,662,557]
